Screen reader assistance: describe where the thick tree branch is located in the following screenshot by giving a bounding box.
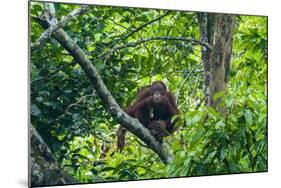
[35,15,172,164]
[31,5,89,51]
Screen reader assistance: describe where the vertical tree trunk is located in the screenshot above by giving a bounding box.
[197,13,235,115]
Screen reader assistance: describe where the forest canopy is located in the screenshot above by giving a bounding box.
[30,2,267,187]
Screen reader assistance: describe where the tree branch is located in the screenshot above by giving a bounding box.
[31,61,75,84]
[35,11,172,164]
[120,10,171,41]
[118,36,211,52]
[99,10,170,48]
[53,93,95,123]
[107,17,130,30]
[102,36,212,62]
[31,5,89,51]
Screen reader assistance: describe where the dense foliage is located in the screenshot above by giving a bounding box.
[30,2,267,183]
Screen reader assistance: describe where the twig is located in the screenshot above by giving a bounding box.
[179,73,202,109]
[116,36,211,52]
[107,18,129,30]
[31,61,75,84]
[167,70,203,75]
[176,63,203,103]
[100,11,172,64]
[54,93,95,123]
[93,132,114,144]
[99,10,170,48]
[102,36,212,62]
[185,16,197,31]
[120,10,171,42]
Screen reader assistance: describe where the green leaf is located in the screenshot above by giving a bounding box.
[244,109,253,126]
[183,158,191,167]
[72,113,82,121]
[179,151,186,158]
[214,90,226,102]
[100,167,115,172]
[167,164,177,175]
[135,15,149,22]
[216,120,225,127]
[204,150,217,164]
[225,95,234,108]
[191,115,201,125]
[191,130,204,144]
[220,146,227,159]
[180,166,189,176]
[35,97,43,102]
[96,23,105,32]
[31,104,41,116]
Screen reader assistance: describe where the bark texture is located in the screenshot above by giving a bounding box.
[30,126,77,187]
[198,13,235,114]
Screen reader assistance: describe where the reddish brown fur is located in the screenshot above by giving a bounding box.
[117,81,179,151]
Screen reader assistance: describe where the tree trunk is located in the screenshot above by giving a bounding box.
[197,13,235,115]
[29,126,78,187]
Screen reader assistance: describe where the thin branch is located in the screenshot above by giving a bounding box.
[167,70,203,76]
[54,93,95,123]
[31,61,75,84]
[184,15,197,31]
[99,10,170,48]
[176,63,203,103]
[99,11,172,64]
[119,36,211,52]
[102,36,212,62]
[93,132,114,144]
[132,46,202,83]
[35,10,172,163]
[107,17,129,30]
[31,5,89,51]
[179,73,202,109]
[120,10,171,42]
